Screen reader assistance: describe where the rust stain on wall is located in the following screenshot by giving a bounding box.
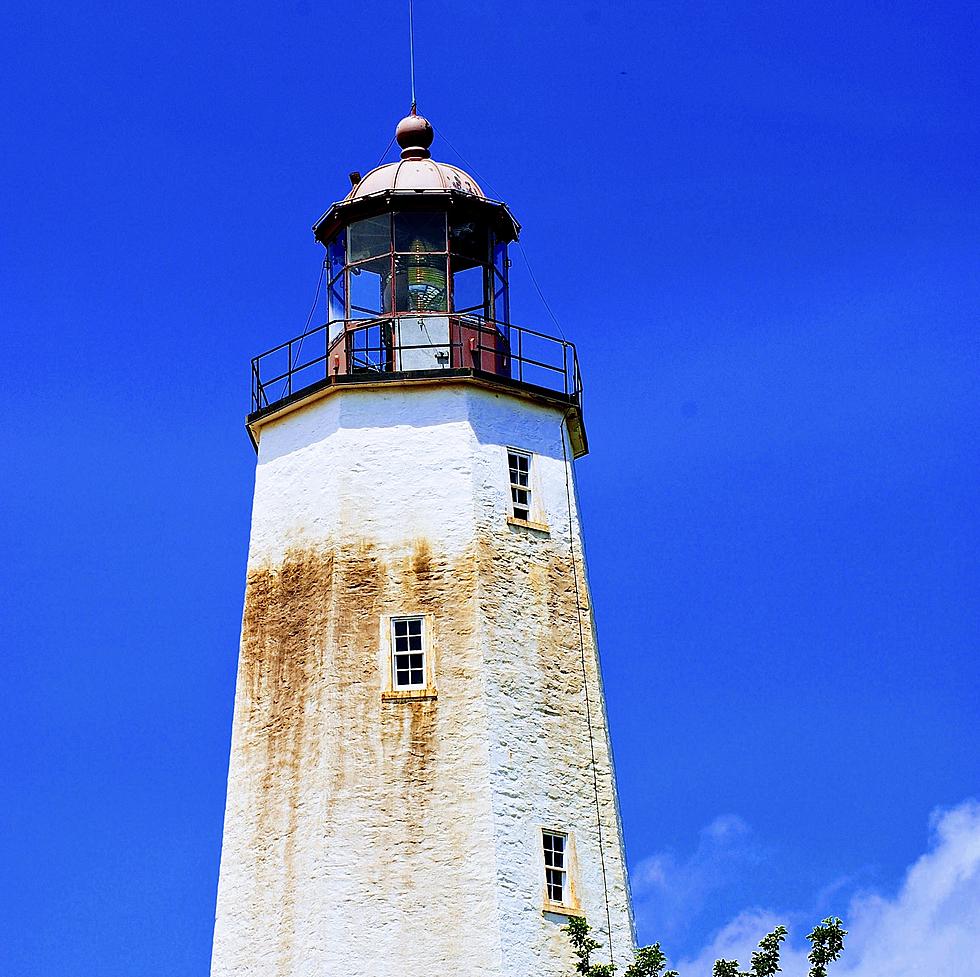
[227,522,603,975]
[240,546,336,973]
[233,537,498,971]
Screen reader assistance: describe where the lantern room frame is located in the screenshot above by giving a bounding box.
[314,188,519,336]
[248,166,587,457]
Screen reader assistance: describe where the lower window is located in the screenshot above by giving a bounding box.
[542,830,568,904]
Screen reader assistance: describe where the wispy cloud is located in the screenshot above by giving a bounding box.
[631,814,767,943]
[669,800,980,977]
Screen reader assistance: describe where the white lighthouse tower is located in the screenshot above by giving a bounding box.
[211,111,635,977]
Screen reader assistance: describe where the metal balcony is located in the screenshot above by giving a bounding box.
[250,315,583,417]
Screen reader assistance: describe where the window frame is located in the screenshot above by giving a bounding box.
[540,827,580,914]
[507,448,532,522]
[390,615,426,690]
[542,829,568,905]
[381,612,436,701]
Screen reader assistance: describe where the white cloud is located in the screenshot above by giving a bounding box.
[669,800,980,977]
[631,814,765,942]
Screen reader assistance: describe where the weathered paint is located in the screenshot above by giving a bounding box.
[212,382,634,977]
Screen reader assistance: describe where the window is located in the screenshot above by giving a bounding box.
[542,831,567,904]
[508,450,531,521]
[391,616,425,689]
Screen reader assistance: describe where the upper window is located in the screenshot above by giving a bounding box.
[508,450,531,521]
[391,616,425,689]
[542,830,568,904]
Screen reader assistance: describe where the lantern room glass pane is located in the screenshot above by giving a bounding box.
[348,256,389,318]
[394,212,447,254]
[493,273,508,324]
[492,239,509,323]
[492,239,508,279]
[451,257,487,315]
[349,215,391,262]
[450,220,489,266]
[326,232,346,281]
[327,275,346,342]
[395,254,448,312]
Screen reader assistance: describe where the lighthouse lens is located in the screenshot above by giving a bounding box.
[394,253,447,313]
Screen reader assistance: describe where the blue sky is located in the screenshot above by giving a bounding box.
[1,1,977,974]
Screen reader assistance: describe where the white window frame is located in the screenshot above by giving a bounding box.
[390,615,426,690]
[542,829,569,907]
[507,448,533,521]
[381,613,436,700]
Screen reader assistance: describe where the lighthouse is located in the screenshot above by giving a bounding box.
[211,112,635,977]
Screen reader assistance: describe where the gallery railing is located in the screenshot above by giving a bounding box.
[251,315,582,414]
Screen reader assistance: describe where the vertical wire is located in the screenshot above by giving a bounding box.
[408,0,417,110]
[561,410,616,969]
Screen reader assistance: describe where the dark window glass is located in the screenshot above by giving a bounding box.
[349,215,391,262]
[450,220,488,265]
[394,212,447,254]
[395,254,448,313]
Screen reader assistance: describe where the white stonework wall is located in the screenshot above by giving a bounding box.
[211,380,634,977]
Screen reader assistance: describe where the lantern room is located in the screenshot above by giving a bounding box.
[248,110,585,455]
[311,112,518,376]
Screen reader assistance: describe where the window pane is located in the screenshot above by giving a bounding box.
[349,215,391,262]
[395,212,447,254]
[452,260,488,314]
[328,276,345,329]
[395,254,448,313]
[393,618,425,689]
[327,233,346,280]
[493,239,508,278]
[349,257,389,318]
[450,220,488,264]
[493,273,509,324]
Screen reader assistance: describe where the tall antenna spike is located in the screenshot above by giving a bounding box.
[408,0,417,112]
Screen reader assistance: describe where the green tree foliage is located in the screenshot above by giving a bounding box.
[805,918,847,977]
[563,917,615,977]
[562,916,846,977]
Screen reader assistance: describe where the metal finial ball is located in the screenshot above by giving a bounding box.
[395,113,434,159]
